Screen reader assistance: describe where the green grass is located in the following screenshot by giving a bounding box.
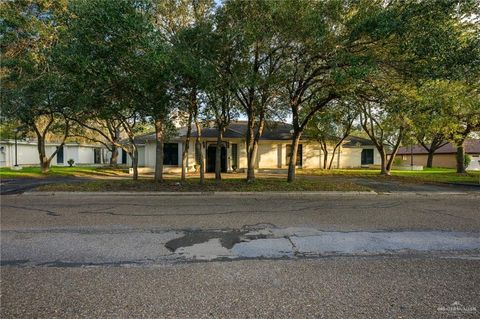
[0,166,129,179]
[299,168,480,184]
[36,177,370,192]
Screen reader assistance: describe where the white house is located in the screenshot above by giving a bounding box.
[127,121,381,173]
[0,139,109,167]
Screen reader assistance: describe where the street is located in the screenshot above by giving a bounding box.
[1,193,480,318]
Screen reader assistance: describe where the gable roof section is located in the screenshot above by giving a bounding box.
[395,139,480,155]
[342,135,375,148]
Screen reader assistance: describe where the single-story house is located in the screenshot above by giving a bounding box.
[394,139,480,170]
[0,139,110,167]
[128,121,381,173]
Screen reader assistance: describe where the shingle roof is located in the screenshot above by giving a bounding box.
[395,139,480,155]
[133,121,376,147]
[342,135,375,148]
[135,121,295,143]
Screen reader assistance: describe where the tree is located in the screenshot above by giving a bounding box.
[59,0,157,179]
[417,80,480,173]
[155,0,215,184]
[351,0,480,174]
[357,78,417,175]
[219,0,287,182]
[304,102,357,169]
[1,0,71,173]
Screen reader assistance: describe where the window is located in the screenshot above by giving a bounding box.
[163,143,179,165]
[121,149,127,164]
[361,149,374,165]
[56,146,64,164]
[231,144,238,168]
[286,144,302,166]
[94,148,102,164]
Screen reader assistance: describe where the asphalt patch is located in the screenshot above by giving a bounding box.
[165,229,247,252]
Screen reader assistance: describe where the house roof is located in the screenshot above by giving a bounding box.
[134,121,375,147]
[395,139,480,155]
[342,135,375,148]
[135,121,295,143]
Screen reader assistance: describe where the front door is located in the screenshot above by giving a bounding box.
[206,145,227,173]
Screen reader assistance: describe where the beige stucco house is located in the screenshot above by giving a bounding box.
[129,121,381,173]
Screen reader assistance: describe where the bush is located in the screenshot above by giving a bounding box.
[393,157,403,166]
[464,154,471,168]
[67,159,75,167]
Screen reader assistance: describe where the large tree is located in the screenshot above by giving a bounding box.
[1,0,71,173]
[219,0,286,182]
[58,0,157,179]
[418,80,480,173]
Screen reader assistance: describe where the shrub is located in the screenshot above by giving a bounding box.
[67,159,75,167]
[464,154,471,168]
[393,157,403,166]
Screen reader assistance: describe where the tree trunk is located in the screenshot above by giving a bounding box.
[215,129,224,181]
[245,118,256,183]
[154,118,164,183]
[130,146,139,180]
[195,121,204,184]
[287,132,301,183]
[456,144,466,174]
[110,147,119,166]
[328,145,341,170]
[181,112,193,182]
[379,150,390,176]
[320,141,328,169]
[36,137,50,173]
[245,116,265,183]
[426,150,434,168]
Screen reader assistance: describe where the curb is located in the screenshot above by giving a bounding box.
[22,191,378,196]
[19,190,479,196]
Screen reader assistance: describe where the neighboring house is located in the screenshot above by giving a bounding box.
[128,121,381,173]
[393,139,480,170]
[0,139,110,167]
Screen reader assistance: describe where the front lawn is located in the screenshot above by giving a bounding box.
[298,168,480,185]
[0,166,129,179]
[36,177,371,192]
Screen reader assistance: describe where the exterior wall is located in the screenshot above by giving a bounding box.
[395,154,455,168]
[339,146,381,168]
[303,143,322,169]
[132,139,381,171]
[126,145,146,167]
[395,153,480,169]
[256,142,280,168]
[0,140,106,167]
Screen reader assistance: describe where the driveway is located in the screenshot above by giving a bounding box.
[0,176,91,195]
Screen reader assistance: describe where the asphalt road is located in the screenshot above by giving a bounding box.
[2,193,480,318]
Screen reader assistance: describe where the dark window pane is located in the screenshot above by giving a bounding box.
[231,144,238,167]
[94,148,101,164]
[163,143,179,165]
[56,146,64,164]
[361,149,374,165]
